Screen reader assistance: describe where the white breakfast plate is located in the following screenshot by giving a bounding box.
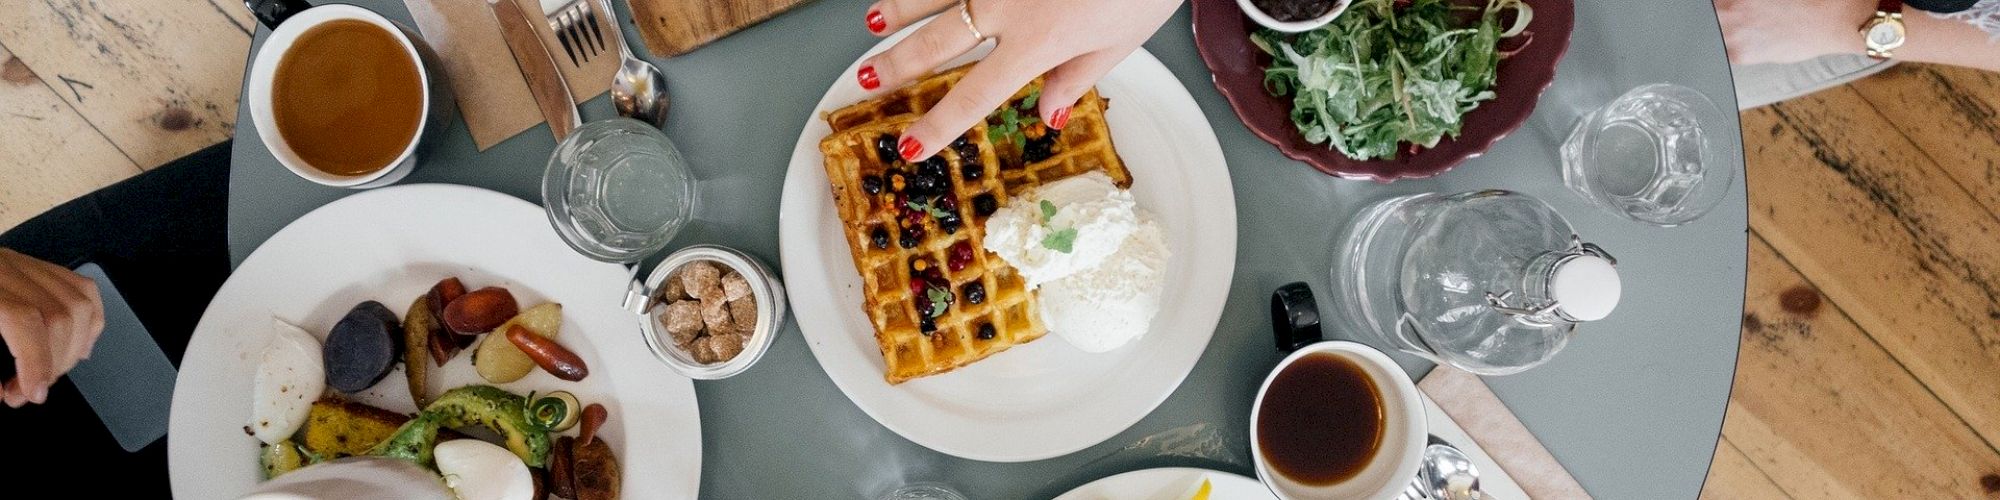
[778,22,1238,462]
[1055,467,1277,500]
[168,184,701,498]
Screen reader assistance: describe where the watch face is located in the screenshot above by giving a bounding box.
[1866,21,1905,49]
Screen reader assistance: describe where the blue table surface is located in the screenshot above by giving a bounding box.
[227,0,1748,497]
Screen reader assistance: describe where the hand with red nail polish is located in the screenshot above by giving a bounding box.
[0,248,105,408]
[866,9,888,33]
[858,0,1183,159]
[858,65,882,91]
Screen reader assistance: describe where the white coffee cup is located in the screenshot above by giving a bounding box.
[244,2,449,189]
[1250,341,1427,500]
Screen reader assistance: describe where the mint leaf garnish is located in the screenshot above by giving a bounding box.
[1039,200,1057,224]
[1042,228,1078,253]
[926,287,953,318]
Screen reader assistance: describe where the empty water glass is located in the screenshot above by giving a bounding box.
[542,118,698,263]
[1559,83,1731,227]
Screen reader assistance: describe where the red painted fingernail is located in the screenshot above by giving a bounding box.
[1049,107,1071,130]
[898,136,923,161]
[867,10,887,33]
[858,65,880,91]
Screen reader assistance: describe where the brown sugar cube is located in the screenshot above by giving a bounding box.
[660,270,689,301]
[688,336,718,364]
[707,332,747,362]
[680,261,723,298]
[721,271,752,302]
[700,294,734,333]
[660,301,704,346]
[729,296,758,331]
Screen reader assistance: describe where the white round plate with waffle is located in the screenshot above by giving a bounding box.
[778,22,1237,462]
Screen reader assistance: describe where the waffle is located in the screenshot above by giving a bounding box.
[819,68,1132,383]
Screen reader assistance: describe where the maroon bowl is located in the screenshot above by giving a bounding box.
[1193,0,1574,182]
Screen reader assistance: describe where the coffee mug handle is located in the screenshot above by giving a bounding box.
[246,0,312,31]
[1270,282,1324,353]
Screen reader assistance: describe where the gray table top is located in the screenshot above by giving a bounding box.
[227,0,1746,497]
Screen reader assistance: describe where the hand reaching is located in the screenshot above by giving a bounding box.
[856,0,1184,160]
[0,248,104,407]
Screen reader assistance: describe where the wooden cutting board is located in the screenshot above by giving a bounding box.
[628,0,817,57]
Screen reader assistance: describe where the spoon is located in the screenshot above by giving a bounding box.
[1420,441,1484,500]
[598,0,669,127]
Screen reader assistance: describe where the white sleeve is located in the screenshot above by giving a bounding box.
[1933,0,2000,40]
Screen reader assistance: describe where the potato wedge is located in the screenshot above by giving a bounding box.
[402,296,436,407]
[474,303,562,384]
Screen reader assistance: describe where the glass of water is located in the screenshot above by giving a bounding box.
[1559,83,1731,227]
[543,118,697,263]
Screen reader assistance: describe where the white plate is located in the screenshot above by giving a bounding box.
[1055,467,1277,500]
[168,184,701,498]
[778,23,1237,462]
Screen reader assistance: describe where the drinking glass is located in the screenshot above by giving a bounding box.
[543,118,697,263]
[1559,83,1731,227]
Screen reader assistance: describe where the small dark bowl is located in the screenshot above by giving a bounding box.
[1192,0,1574,182]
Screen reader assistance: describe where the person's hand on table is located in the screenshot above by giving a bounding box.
[857,0,1184,160]
[0,248,104,408]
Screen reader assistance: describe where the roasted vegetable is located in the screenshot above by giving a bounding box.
[426,277,476,353]
[323,301,403,393]
[402,296,437,407]
[300,398,411,459]
[443,287,520,335]
[548,437,577,499]
[368,385,552,467]
[474,303,562,384]
[526,391,582,432]
[570,431,622,500]
[259,439,310,480]
[507,325,589,381]
[577,403,607,446]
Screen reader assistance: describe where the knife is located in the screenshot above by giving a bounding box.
[490,0,581,141]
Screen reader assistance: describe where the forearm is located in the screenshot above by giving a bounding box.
[1898,8,2000,70]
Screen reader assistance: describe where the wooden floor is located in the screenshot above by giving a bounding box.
[3,1,1998,497]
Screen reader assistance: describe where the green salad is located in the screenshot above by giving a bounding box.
[1251,0,1531,160]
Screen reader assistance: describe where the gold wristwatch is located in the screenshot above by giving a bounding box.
[1860,0,1907,59]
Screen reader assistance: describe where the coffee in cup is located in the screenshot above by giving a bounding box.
[245,1,449,189]
[1251,341,1426,500]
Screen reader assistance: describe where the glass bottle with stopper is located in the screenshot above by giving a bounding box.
[1331,190,1622,375]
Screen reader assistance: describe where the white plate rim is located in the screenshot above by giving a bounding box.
[167,184,701,498]
[1052,467,1277,500]
[777,21,1238,462]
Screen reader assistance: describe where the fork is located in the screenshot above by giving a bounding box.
[541,0,606,67]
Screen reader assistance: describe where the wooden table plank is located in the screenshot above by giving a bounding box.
[1699,437,1792,500]
[0,44,140,231]
[1844,64,2000,215]
[0,0,250,169]
[1744,86,2000,451]
[1723,235,2000,499]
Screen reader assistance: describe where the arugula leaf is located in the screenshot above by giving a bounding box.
[1251,0,1527,160]
[1039,200,1057,224]
[1041,228,1078,253]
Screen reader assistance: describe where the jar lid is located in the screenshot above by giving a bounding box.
[1550,254,1620,322]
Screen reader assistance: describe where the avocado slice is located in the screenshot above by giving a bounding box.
[367,385,552,467]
